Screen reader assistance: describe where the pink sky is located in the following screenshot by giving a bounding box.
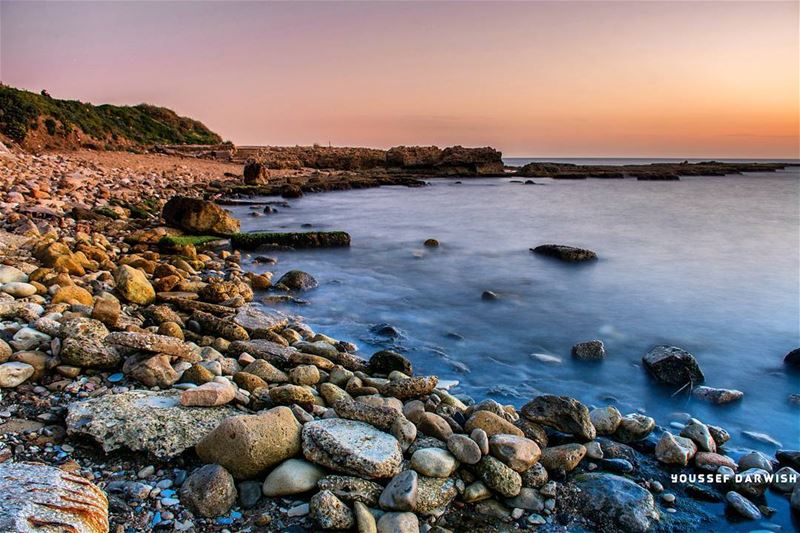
[1,1,798,158]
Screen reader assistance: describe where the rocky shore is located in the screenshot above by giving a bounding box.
[1,146,799,533]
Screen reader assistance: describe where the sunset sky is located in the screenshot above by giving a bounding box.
[1,1,798,158]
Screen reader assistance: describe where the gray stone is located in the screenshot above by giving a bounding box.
[589,406,622,435]
[262,459,326,497]
[521,395,595,440]
[317,475,383,506]
[506,487,545,512]
[66,390,238,459]
[310,490,354,530]
[179,464,237,517]
[415,475,459,515]
[575,473,659,533]
[642,345,704,386]
[410,448,458,478]
[379,470,418,511]
[447,433,482,464]
[725,490,761,520]
[692,386,743,404]
[680,420,716,452]
[475,456,522,497]
[614,413,655,443]
[377,512,419,533]
[303,418,403,479]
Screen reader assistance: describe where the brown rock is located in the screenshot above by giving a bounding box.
[52,285,94,306]
[180,381,236,407]
[465,411,524,438]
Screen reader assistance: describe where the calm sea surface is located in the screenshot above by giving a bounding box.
[232,167,800,531]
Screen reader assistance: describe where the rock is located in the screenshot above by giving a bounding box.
[276,270,318,291]
[354,501,377,533]
[506,487,545,512]
[0,265,27,283]
[310,490,354,530]
[317,475,384,506]
[738,451,774,472]
[238,480,262,509]
[465,410,524,438]
[521,395,595,440]
[52,285,93,306]
[369,350,413,376]
[489,434,541,472]
[655,432,697,466]
[233,305,288,336]
[471,428,490,455]
[575,474,659,533]
[725,491,761,520]
[59,318,120,368]
[732,468,770,498]
[10,327,51,351]
[694,452,737,472]
[162,196,240,236]
[447,434,482,464]
[531,244,597,262]
[692,386,743,404]
[128,354,179,388]
[423,239,439,247]
[571,340,605,360]
[379,470,419,511]
[180,381,236,406]
[411,448,458,478]
[784,348,800,367]
[0,339,10,363]
[415,412,454,441]
[677,420,713,453]
[66,390,238,459]
[391,416,417,452]
[232,231,351,249]
[475,456,522,497]
[269,384,316,405]
[243,359,289,382]
[613,413,655,443]
[196,407,302,479]
[771,466,798,491]
[415,476,459,515]
[243,159,269,184]
[290,364,321,385]
[114,264,155,304]
[642,345,704,386]
[777,450,800,470]
[590,406,622,436]
[377,512,419,533]
[793,483,800,511]
[192,309,249,341]
[262,459,326,497]
[179,464,237,517]
[1,282,36,298]
[334,398,398,431]
[521,463,549,489]
[481,290,498,301]
[381,376,438,400]
[0,362,34,387]
[303,418,403,479]
[0,461,108,533]
[105,331,196,359]
[91,294,121,325]
[708,425,731,447]
[539,443,586,472]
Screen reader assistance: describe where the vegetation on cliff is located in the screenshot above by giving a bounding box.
[0,84,222,149]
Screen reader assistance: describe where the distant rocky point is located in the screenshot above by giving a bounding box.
[514,160,792,180]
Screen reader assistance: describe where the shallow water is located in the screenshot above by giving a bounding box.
[233,169,800,531]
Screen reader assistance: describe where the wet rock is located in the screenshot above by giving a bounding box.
[310,490,354,530]
[539,443,586,473]
[377,512,419,533]
[195,406,302,479]
[475,456,522,497]
[613,413,655,443]
[303,418,403,479]
[642,345,704,386]
[771,466,798,491]
[520,463,549,489]
[447,433,482,464]
[692,386,743,404]
[574,473,659,533]
[0,461,109,533]
[784,348,800,367]
[179,464,237,517]
[66,390,238,459]
[262,458,326,497]
[489,434,541,472]
[369,350,413,375]
[506,487,545,512]
[276,270,318,291]
[738,451,774,472]
[571,340,605,361]
[694,452,737,472]
[680,420,716,452]
[114,264,155,304]
[521,395,595,440]
[725,490,761,520]
[732,468,770,498]
[531,244,597,262]
[162,196,240,236]
[379,470,418,511]
[243,358,289,382]
[411,448,458,478]
[655,432,697,466]
[0,362,34,387]
[354,501,377,533]
[415,412,454,441]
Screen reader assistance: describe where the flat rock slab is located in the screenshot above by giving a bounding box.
[66,390,239,459]
[574,473,659,533]
[0,461,109,533]
[233,305,289,335]
[303,418,403,479]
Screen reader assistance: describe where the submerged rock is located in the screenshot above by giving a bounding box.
[276,270,319,291]
[574,473,659,533]
[531,244,597,262]
[642,345,704,386]
[0,462,109,533]
[66,390,238,459]
[692,386,743,404]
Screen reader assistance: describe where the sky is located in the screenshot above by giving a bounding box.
[1,1,798,158]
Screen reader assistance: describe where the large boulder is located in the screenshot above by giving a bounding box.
[642,345,704,386]
[243,159,269,185]
[66,390,238,459]
[0,462,109,533]
[302,418,403,479]
[162,196,240,236]
[521,395,596,440]
[195,407,302,479]
[59,317,121,368]
[574,473,659,533]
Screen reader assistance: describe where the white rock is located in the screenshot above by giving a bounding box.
[262,459,326,497]
[1,282,36,298]
[10,327,51,351]
[0,266,27,284]
[0,362,35,387]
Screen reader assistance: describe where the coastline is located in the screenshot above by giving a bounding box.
[0,147,798,532]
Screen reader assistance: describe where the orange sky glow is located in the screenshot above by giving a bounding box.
[1,1,798,158]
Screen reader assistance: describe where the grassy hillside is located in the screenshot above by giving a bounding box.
[0,85,223,149]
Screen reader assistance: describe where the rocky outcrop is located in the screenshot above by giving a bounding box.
[643,345,705,386]
[231,231,351,250]
[0,462,109,533]
[162,196,240,236]
[573,473,659,532]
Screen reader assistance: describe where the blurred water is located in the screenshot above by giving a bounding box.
[233,170,800,529]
